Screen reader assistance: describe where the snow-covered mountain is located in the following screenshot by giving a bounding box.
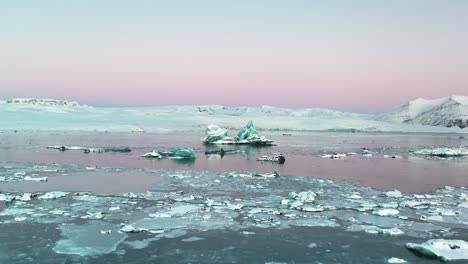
[0,97,466,132]
[1,98,82,107]
[381,96,468,128]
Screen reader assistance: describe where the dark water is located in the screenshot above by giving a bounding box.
[0,130,467,193]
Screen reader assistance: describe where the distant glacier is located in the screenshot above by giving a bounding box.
[0,96,466,132]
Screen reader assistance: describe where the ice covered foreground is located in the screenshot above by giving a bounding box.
[202,121,273,145]
[1,161,468,261]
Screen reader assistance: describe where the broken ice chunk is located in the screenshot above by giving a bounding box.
[373,209,399,216]
[120,224,148,233]
[38,191,69,200]
[406,239,468,261]
[387,257,407,263]
[24,176,48,182]
[385,190,402,198]
[256,154,286,164]
[141,151,162,158]
[321,153,346,159]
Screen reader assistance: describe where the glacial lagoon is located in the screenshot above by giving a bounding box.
[1,130,468,263]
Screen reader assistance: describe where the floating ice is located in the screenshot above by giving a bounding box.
[386,190,403,198]
[406,239,468,261]
[141,151,162,158]
[387,257,407,263]
[348,225,404,236]
[413,147,468,158]
[257,154,286,164]
[38,191,69,199]
[373,209,399,216]
[54,221,127,256]
[320,153,347,159]
[142,148,196,159]
[24,176,48,182]
[202,121,273,145]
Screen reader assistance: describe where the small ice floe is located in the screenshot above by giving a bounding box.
[141,147,196,159]
[373,208,399,216]
[254,172,280,179]
[202,121,273,145]
[46,145,86,151]
[386,190,403,198]
[38,191,68,200]
[387,257,407,263]
[384,155,401,159]
[320,153,346,159]
[48,145,131,154]
[141,151,162,159]
[0,173,47,183]
[120,224,147,233]
[308,243,317,248]
[0,193,16,202]
[348,225,404,236]
[413,147,468,158]
[131,127,145,133]
[228,171,279,179]
[286,191,324,212]
[406,239,468,261]
[16,193,32,201]
[83,147,131,154]
[181,236,205,242]
[24,176,48,182]
[256,154,286,164]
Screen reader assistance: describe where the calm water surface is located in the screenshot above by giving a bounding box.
[0,130,467,193]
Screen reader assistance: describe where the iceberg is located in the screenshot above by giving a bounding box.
[202,121,273,145]
[406,239,468,261]
[142,148,196,159]
[202,124,228,143]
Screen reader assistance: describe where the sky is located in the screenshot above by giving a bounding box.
[0,0,467,112]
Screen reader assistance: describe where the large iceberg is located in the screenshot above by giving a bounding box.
[202,125,228,143]
[202,121,273,145]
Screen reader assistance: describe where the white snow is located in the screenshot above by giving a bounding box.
[381,95,468,128]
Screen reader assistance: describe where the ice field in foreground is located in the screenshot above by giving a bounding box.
[1,161,467,263]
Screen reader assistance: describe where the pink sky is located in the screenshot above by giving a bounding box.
[1,1,467,112]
